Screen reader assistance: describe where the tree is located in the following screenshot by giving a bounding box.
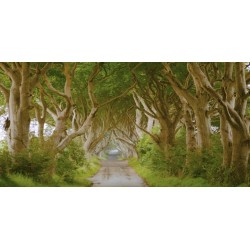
[35,62,136,156]
[132,63,182,157]
[163,62,212,151]
[0,63,51,153]
[187,62,250,184]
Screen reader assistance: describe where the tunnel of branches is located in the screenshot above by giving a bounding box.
[0,62,249,185]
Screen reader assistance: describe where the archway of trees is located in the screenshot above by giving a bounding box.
[0,62,249,186]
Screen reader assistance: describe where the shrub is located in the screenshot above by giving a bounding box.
[0,139,54,182]
[10,139,54,182]
[165,144,186,177]
[136,134,167,173]
[56,155,76,183]
[0,142,12,177]
[56,139,88,183]
[0,136,100,186]
[185,134,223,184]
[136,133,186,177]
[135,131,226,186]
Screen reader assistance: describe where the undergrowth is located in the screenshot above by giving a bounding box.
[132,131,247,187]
[0,139,101,187]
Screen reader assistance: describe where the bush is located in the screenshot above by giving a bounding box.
[0,139,54,183]
[10,139,55,182]
[185,135,223,184]
[56,156,77,183]
[56,139,88,183]
[165,144,186,176]
[0,137,101,186]
[135,132,225,186]
[0,142,11,176]
[136,134,167,173]
[128,158,209,187]
[136,133,186,177]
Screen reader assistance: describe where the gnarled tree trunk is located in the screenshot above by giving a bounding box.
[186,62,249,185]
[220,62,234,167]
[193,104,210,150]
[0,63,50,154]
[183,102,196,151]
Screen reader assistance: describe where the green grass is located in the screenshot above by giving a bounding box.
[0,174,44,187]
[0,156,101,187]
[128,158,209,187]
[63,156,101,187]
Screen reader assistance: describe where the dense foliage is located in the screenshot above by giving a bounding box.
[0,139,100,186]
[134,131,233,186]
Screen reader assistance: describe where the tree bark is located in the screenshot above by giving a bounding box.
[157,117,176,156]
[0,63,50,154]
[146,115,155,133]
[183,102,196,151]
[186,62,249,184]
[230,129,249,184]
[220,115,232,166]
[7,64,35,153]
[132,92,144,138]
[163,63,211,151]
[229,63,249,184]
[220,62,234,166]
[193,105,210,150]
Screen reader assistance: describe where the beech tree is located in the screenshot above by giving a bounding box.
[82,106,113,157]
[0,63,51,153]
[113,112,139,158]
[35,62,136,154]
[131,63,182,156]
[163,63,212,151]
[1,62,249,185]
[187,62,250,184]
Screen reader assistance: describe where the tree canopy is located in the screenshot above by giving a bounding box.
[0,62,249,186]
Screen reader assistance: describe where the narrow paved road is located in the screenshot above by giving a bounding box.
[88,160,147,187]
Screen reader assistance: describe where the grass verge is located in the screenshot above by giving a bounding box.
[66,156,101,187]
[128,158,209,187]
[0,156,101,187]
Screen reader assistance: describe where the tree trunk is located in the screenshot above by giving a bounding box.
[229,63,249,184]
[50,116,68,147]
[84,127,95,158]
[56,107,98,152]
[230,129,249,185]
[220,63,234,167]
[146,116,155,133]
[220,115,232,167]
[38,120,45,143]
[8,76,32,153]
[193,106,211,150]
[132,92,145,138]
[187,62,249,184]
[135,108,143,138]
[164,63,211,151]
[157,119,175,157]
[0,63,49,154]
[183,103,196,151]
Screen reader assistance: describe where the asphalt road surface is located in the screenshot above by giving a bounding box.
[89,160,147,187]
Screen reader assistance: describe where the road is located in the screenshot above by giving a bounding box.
[88,160,147,187]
